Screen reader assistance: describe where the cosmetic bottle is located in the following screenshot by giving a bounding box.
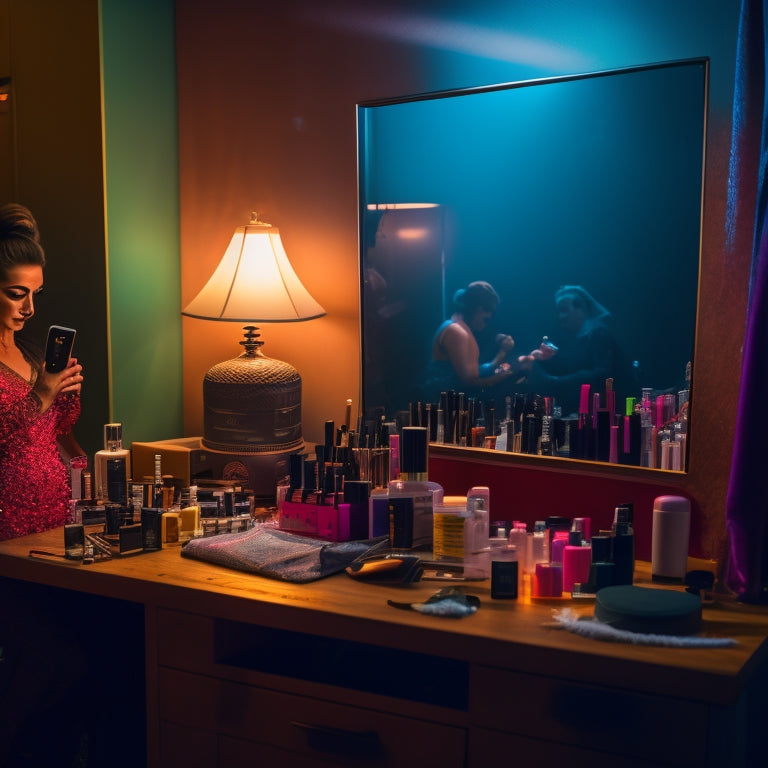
[389,432,400,480]
[433,505,469,561]
[153,453,164,507]
[93,423,132,504]
[651,495,691,583]
[528,520,549,566]
[583,534,615,593]
[508,521,528,596]
[639,389,654,468]
[490,538,518,599]
[550,529,569,569]
[562,519,592,594]
[611,503,635,585]
[342,480,371,540]
[539,397,554,456]
[570,384,592,459]
[543,527,568,596]
[69,455,88,501]
[520,396,542,455]
[528,520,550,598]
[620,398,641,466]
[387,427,443,548]
[464,493,490,579]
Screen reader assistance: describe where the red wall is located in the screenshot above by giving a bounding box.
[430,453,696,562]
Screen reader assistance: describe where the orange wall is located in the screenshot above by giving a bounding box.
[176,1,746,563]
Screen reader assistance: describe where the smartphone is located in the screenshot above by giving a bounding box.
[44,325,76,373]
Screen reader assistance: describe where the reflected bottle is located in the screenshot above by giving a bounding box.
[93,423,131,504]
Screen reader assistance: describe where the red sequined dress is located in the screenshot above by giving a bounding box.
[0,359,80,540]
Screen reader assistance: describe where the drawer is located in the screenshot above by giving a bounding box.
[469,727,661,768]
[158,720,218,768]
[156,608,214,673]
[471,666,707,767]
[159,667,467,768]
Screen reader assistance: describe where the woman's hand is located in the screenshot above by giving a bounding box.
[491,334,516,368]
[33,357,83,413]
[531,341,557,361]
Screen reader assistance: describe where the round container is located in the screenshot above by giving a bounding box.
[652,495,691,583]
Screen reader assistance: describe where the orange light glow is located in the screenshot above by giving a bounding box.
[396,227,428,240]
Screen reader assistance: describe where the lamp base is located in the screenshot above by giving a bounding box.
[202,327,303,454]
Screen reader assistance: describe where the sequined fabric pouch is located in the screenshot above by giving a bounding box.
[180,524,387,583]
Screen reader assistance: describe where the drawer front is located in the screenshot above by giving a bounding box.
[469,727,662,768]
[471,666,707,767]
[159,720,218,768]
[159,667,467,768]
[156,608,214,673]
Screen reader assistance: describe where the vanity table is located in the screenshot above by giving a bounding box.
[1,527,766,767]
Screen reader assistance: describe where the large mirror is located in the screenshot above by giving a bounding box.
[358,58,707,472]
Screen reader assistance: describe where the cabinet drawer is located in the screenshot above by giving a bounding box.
[156,608,214,673]
[159,720,218,768]
[469,727,661,768]
[471,666,707,767]
[159,667,466,768]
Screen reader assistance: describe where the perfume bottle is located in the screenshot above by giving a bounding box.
[93,423,132,504]
[387,427,443,548]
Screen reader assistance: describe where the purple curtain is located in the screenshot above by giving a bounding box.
[725,0,768,602]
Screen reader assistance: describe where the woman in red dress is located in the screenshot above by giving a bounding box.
[0,203,84,540]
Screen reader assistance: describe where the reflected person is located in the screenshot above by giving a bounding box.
[425,281,523,400]
[531,285,635,415]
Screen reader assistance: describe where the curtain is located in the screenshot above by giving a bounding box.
[725,0,768,602]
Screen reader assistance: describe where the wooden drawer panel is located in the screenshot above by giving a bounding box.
[159,667,466,768]
[159,720,218,768]
[469,727,661,768]
[471,666,707,767]
[156,608,214,673]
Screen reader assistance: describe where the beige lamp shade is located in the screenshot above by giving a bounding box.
[182,216,325,322]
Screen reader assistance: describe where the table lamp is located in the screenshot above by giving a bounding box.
[182,212,325,500]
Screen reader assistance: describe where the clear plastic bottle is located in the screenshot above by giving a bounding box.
[463,493,490,579]
[528,520,549,566]
[508,521,528,595]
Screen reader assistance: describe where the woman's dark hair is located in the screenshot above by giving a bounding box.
[555,285,609,320]
[0,203,45,280]
[454,280,500,315]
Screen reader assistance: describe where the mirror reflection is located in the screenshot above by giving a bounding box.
[359,59,707,472]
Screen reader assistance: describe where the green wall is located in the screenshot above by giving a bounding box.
[101,0,182,447]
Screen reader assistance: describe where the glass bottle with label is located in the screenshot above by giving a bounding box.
[93,423,132,504]
[387,427,443,548]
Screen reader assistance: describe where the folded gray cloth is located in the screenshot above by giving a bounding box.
[180,524,387,583]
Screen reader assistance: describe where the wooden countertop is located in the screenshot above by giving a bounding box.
[2,526,767,706]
